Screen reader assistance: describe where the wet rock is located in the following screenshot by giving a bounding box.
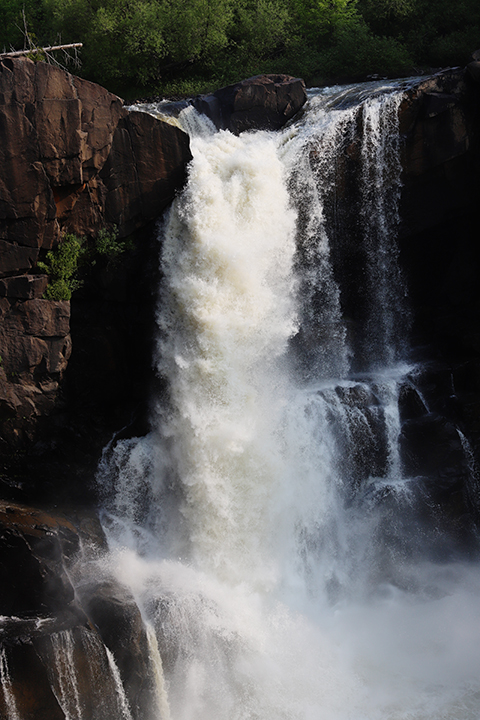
[0,506,157,720]
[0,643,65,720]
[81,580,158,720]
[399,413,468,483]
[195,74,307,134]
[466,60,480,83]
[0,503,81,618]
[322,384,388,484]
[0,624,139,720]
[398,382,428,422]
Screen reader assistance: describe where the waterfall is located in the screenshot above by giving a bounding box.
[97,80,480,719]
[0,647,20,720]
[50,630,83,720]
[105,647,134,720]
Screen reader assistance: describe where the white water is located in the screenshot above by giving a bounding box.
[105,647,134,720]
[51,630,83,720]
[0,648,20,720]
[97,82,480,720]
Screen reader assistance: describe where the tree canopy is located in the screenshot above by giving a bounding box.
[1,0,479,97]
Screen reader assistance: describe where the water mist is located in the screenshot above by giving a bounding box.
[96,81,480,720]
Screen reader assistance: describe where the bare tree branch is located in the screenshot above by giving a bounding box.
[0,43,83,59]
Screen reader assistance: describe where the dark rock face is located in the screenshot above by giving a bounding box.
[99,111,191,236]
[0,58,123,255]
[0,502,80,618]
[81,580,158,720]
[194,74,307,134]
[0,503,158,720]
[0,57,192,458]
[0,643,65,720]
[0,298,71,448]
[397,68,480,514]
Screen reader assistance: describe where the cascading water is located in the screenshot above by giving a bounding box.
[0,647,20,720]
[97,80,480,720]
[50,630,83,720]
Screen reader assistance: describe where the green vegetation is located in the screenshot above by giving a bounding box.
[37,233,85,301]
[37,228,133,301]
[94,227,134,261]
[1,0,479,96]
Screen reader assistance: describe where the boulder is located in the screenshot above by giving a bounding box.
[194,74,307,134]
[0,505,157,720]
[99,110,192,237]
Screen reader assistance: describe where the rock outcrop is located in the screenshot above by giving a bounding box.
[80,580,158,720]
[397,66,480,502]
[194,74,307,133]
[0,502,157,720]
[0,57,192,452]
[0,502,80,619]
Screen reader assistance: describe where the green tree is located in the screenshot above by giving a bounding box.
[232,0,291,57]
[289,0,358,44]
[0,0,51,52]
[162,0,234,62]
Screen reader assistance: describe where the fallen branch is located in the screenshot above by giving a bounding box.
[0,43,83,59]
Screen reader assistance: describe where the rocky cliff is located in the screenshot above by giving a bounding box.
[396,67,480,519]
[0,57,192,478]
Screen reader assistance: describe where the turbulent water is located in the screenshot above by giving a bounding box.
[97,81,480,720]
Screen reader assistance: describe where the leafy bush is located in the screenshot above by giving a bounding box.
[37,228,134,301]
[94,227,133,260]
[37,233,85,301]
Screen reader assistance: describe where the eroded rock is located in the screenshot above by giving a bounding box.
[194,74,307,134]
[80,580,158,720]
[0,503,80,618]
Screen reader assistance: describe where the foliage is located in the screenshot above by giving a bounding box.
[0,0,49,52]
[289,0,358,44]
[37,233,85,301]
[36,228,134,301]
[94,227,134,261]
[2,0,479,94]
